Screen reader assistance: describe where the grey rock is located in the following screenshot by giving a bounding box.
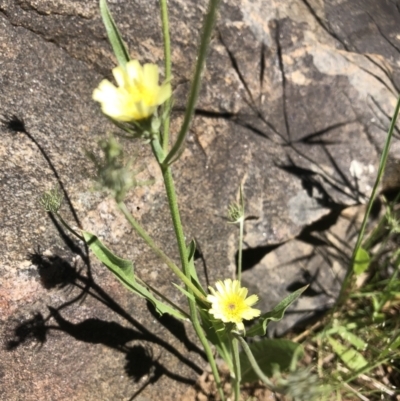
[242,206,365,336]
[1,0,399,399]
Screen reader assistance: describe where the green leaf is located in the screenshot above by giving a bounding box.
[240,339,303,383]
[99,0,130,67]
[380,332,400,359]
[82,231,186,320]
[172,282,196,302]
[186,239,207,296]
[198,307,226,343]
[328,336,368,371]
[336,327,367,351]
[246,286,308,337]
[353,247,370,275]
[198,307,232,368]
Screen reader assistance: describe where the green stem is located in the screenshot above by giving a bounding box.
[137,276,190,319]
[231,335,241,401]
[235,335,278,392]
[117,201,206,301]
[192,309,226,401]
[219,339,233,372]
[160,166,225,400]
[161,167,190,276]
[159,0,172,153]
[237,218,244,282]
[56,212,84,241]
[163,0,221,166]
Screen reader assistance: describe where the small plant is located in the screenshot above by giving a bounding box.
[39,0,400,399]
[291,98,400,400]
[38,0,317,399]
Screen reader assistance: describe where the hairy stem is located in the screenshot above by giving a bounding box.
[56,212,84,241]
[161,166,225,400]
[159,0,172,152]
[235,334,277,391]
[163,0,221,165]
[237,218,244,282]
[231,335,241,401]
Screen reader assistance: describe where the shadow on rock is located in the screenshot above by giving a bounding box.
[2,113,202,397]
[5,250,202,394]
[124,345,196,400]
[146,301,206,360]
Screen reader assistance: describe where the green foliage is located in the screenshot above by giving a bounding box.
[227,185,245,224]
[39,187,63,213]
[87,136,148,202]
[99,0,130,67]
[186,239,207,296]
[240,339,303,383]
[198,307,233,369]
[327,336,368,371]
[334,326,367,351]
[353,247,370,275]
[82,231,187,320]
[246,286,308,337]
[345,95,400,295]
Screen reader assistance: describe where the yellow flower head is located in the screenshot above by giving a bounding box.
[93,60,171,122]
[207,279,261,331]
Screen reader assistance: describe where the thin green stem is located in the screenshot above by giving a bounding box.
[160,166,225,400]
[234,335,278,392]
[159,0,172,152]
[163,0,221,166]
[192,307,226,401]
[377,261,399,311]
[55,212,84,241]
[117,201,206,301]
[338,95,400,304]
[219,339,233,372]
[237,218,244,282]
[137,276,190,319]
[231,335,241,401]
[161,167,190,276]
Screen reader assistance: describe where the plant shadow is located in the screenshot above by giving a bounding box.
[2,113,203,399]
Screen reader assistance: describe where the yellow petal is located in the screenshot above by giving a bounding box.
[245,294,259,307]
[143,63,159,87]
[126,60,142,83]
[241,308,261,320]
[236,322,245,331]
[156,82,172,105]
[238,287,248,298]
[215,281,226,295]
[112,65,128,87]
[92,79,118,102]
[206,294,217,303]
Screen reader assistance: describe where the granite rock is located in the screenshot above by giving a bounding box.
[1,0,400,399]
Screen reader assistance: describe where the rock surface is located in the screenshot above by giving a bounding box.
[1,0,400,400]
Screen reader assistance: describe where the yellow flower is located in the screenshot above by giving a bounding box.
[207,279,261,331]
[93,60,171,122]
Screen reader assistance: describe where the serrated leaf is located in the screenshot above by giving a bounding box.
[353,247,370,275]
[240,339,303,383]
[328,336,368,371]
[99,0,130,67]
[83,231,186,320]
[246,286,308,337]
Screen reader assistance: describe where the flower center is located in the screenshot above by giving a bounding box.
[222,295,247,322]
